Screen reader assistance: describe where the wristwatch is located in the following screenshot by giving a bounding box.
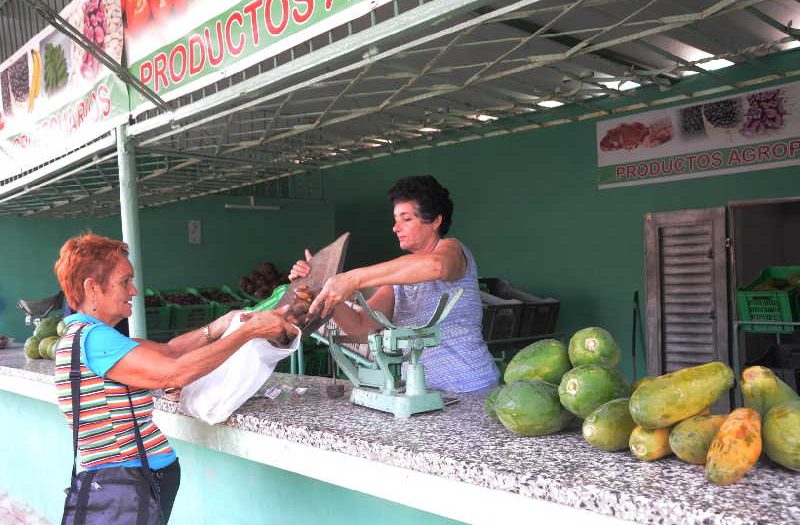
[202,325,214,343]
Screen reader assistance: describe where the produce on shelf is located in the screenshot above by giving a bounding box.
[240,261,289,299]
[482,323,797,486]
[741,365,799,417]
[567,326,620,368]
[668,414,726,465]
[144,294,164,307]
[629,362,734,429]
[162,292,204,305]
[503,338,571,385]
[629,426,672,462]
[582,398,636,452]
[493,380,574,437]
[33,316,60,339]
[558,364,631,419]
[39,336,58,359]
[762,399,800,471]
[706,408,762,485]
[199,289,239,303]
[483,385,502,422]
[24,336,41,359]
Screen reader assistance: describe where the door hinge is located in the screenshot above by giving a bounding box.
[725,237,731,248]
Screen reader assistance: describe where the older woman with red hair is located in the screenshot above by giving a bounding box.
[54,232,295,523]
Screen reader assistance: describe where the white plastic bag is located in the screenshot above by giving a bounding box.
[179,315,300,425]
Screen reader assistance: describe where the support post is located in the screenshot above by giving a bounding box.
[116,123,147,338]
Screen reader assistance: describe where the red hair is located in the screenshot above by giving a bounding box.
[54,232,129,309]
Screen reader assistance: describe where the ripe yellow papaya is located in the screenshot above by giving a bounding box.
[629,426,672,461]
[629,362,733,429]
[706,408,762,485]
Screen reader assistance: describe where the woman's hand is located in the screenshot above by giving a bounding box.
[309,271,360,318]
[243,306,298,340]
[289,249,313,281]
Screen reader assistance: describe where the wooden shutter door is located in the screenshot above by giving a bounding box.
[644,207,729,383]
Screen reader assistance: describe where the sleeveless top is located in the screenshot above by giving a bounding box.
[54,321,174,469]
[393,241,499,392]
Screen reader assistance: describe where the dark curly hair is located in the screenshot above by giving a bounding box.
[387,175,453,236]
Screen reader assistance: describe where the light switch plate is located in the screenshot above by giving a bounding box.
[188,219,202,244]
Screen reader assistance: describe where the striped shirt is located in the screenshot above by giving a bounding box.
[393,241,499,392]
[54,320,175,470]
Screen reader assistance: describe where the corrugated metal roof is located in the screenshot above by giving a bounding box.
[1,0,799,217]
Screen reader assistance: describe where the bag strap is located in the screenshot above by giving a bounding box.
[68,326,85,484]
[68,324,162,510]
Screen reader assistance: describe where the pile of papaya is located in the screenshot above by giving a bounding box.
[485,326,800,485]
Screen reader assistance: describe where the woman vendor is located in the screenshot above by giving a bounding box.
[290,175,498,393]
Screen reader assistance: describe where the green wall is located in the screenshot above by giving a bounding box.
[323,119,800,380]
[0,196,333,342]
[0,391,463,525]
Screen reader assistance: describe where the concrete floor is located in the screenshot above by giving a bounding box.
[0,492,51,525]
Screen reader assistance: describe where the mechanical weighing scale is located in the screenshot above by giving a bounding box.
[318,288,463,419]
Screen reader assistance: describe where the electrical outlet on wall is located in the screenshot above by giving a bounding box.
[188,220,202,244]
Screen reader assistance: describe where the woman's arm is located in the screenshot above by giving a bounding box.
[330,284,394,337]
[144,309,242,358]
[106,310,294,389]
[312,238,466,317]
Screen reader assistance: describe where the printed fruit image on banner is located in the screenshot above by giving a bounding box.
[68,0,124,82]
[0,0,129,178]
[596,80,800,189]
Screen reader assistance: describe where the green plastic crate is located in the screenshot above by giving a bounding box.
[736,266,800,333]
[162,288,215,332]
[144,288,172,334]
[195,285,251,318]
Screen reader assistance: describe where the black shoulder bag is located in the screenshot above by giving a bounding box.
[61,326,164,525]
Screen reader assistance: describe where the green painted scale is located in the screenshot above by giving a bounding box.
[324,288,462,418]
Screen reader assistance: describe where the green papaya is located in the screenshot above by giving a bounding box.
[558,364,632,418]
[568,327,620,368]
[504,339,571,385]
[763,399,800,471]
[668,414,726,465]
[629,362,734,429]
[494,380,575,437]
[629,426,672,461]
[484,385,502,422]
[56,319,66,337]
[39,336,58,360]
[33,317,60,339]
[741,366,799,417]
[24,336,41,359]
[582,398,636,452]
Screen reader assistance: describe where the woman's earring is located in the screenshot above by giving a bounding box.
[92,304,97,312]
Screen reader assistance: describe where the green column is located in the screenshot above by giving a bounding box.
[116,123,147,338]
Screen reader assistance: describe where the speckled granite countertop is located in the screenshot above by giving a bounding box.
[2,347,799,525]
